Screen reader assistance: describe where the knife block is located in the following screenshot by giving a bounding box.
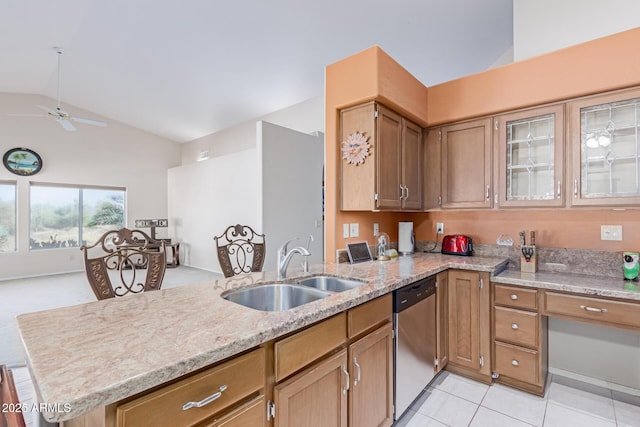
[520,245,537,273]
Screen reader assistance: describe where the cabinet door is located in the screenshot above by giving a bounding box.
[204,395,265,427]
[401,118,423,210]
[496,104,565,207]
[376,104,403,209]
[348,323,393,427]
[340,102,377,210]
[569,87,640,206]
[423,127,442,210]
[274,350,348,427]
[436,271,448,372]
[441,118,492,208]
[448,270,490,374]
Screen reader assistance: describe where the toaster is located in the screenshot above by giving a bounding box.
[441,235,473,256]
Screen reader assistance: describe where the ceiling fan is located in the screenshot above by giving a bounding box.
[8,47,107,131]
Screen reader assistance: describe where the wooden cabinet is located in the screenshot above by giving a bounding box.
[273,350,348,427]
[495,104,565,207]
[116,348,265,427]
[440,118,492,209]
[568,86,640,206]
[348,322,393,427]
[203,395,265,427]
[447,269,491,382]
[272,295,392,427]
[435,271,448,372]
[492,284,547,396]
[340,102,422,211]
[423,127,442,210]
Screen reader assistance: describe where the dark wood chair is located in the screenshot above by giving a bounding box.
[80,228,167,300]
[214,224,265,278]
[0,365,27,427]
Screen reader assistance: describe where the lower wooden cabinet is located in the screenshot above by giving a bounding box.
[273,350,348,427]
[202,395,265,427]
[348,322,393,427]
[447,270,491,382]
[492,283,547,396]
[435,271,449,373]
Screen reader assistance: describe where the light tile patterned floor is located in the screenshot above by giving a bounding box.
[396,371,640,427]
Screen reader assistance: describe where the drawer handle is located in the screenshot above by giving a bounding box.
[182,384,228,410]
[354,357,361,386]
[580,305,608,313]
[511,360,519,367]
[510,294,518,300]
[511,323,519,330]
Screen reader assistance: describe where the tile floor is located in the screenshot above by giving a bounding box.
[395,371,640,427]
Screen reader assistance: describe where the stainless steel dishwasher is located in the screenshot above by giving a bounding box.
[393,275,437,420]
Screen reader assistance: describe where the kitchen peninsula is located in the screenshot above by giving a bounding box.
[18,254,506,425]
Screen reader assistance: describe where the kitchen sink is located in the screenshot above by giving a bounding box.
[222,283,331,311]
[297,276,366,293]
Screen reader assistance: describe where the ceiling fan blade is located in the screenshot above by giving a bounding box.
[57,118,77,131]
[71,117,107,127]
[6,113,48,118]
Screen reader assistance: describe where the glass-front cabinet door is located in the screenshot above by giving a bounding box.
[569,87,640,206]
[496,104,565,207]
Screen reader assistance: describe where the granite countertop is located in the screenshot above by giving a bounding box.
[493,269,640,301]
[17,253,508,423]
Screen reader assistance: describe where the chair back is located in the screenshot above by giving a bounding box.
[80,228,167,300]
[214,224,265,277]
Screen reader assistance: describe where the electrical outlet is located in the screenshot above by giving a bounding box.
[343,224,350,238]
[601,224,622,241]
[436,222,444,234]
[350,223,359,238]
[373,223,379,236]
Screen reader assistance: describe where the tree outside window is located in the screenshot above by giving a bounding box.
[0,183,16,252]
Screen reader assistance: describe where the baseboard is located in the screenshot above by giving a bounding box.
[549,367,640,397]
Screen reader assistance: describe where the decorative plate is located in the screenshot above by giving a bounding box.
[341,132,371,166]
[3,148,43,176]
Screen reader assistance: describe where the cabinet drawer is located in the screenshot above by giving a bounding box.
[117,348,265,427]
[494,284,538,310]
[495,341,538,385]
[543,292,640,329]
[203,395,264,427]
[348,293,392,338]
[275,313,347,382]
[494,306,539,348]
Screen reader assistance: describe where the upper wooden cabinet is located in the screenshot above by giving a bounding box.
[495,104,565,208]
[441,118,493,209]
[340,102,422,211]
[568,87,640,206]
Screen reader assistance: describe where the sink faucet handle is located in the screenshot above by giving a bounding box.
[306,234,314,251]
[279,237,299,257]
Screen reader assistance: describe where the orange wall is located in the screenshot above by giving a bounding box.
[325,30,640,261]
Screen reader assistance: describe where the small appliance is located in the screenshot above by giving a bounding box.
[623,252,639,280]
[441,235,473,256]
[398,222,414,255]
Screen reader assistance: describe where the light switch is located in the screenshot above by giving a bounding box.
[350,223,359,238]
[373,223,379,236]
[343,224,350,238]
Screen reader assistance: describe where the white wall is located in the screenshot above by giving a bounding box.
[180,96,323,164]
[167,149,260,272]
[514,4,640,391]
[514,0,640,61]
[0,93,180,279]
[259,122,324,271]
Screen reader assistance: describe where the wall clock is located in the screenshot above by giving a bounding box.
[3,148,43,176]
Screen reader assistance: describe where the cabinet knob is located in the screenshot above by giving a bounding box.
[511,360,519,367]
[510,294,518,300]
[511,323,519,330]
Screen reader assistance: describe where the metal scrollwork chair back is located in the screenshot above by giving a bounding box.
[214,224,266,278]
[80,228,167,300]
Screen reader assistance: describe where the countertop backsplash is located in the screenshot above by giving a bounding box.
[330,240,627,279]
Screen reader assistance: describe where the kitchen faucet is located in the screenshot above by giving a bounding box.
[277,238,311,280]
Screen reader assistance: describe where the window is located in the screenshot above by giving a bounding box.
[30,183,125,250]
[0,182,16,252]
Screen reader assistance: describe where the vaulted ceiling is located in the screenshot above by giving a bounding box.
[0,0,513,143]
